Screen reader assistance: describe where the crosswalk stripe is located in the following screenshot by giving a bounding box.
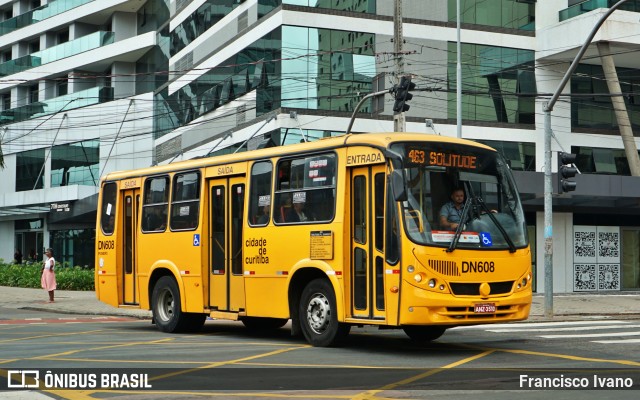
[540,331,640,339]
[487,324,640,333]
[592,338,640,344]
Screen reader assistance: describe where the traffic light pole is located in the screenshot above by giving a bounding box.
[542,0,629,317]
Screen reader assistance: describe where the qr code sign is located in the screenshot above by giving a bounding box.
[598,264,620,291]
[598,232,619,259]
[574,264,596,291]
[574,231,596,259]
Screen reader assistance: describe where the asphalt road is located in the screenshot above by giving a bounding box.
[0,306,639,399]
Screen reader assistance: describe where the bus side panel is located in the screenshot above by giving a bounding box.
[244,277,289,318]
[242,222,344,319]
[138,231,205,313]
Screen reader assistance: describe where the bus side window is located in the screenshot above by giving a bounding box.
[142,176,169,233]
[101,182,117,235]
[170,171,200,231]
[249,161,272,227]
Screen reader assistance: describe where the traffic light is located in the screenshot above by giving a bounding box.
[393,76,416,113]
[557,151,578,193]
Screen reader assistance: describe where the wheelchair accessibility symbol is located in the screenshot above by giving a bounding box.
[480,232,492,247]
[193,234,200,246]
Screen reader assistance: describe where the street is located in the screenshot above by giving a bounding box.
[0,306,639,399]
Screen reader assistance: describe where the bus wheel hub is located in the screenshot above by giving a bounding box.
[307,294,330,333]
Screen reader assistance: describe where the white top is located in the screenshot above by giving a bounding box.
[44,257,55,270]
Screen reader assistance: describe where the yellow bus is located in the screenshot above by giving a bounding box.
[95,132,532,346]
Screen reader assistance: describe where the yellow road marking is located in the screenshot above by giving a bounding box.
[0,330,104,343]
[457,343,640,367]
[352,349,495,399]
[33,338,175,359]
[151,345,310,381]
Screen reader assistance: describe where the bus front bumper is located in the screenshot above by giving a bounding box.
[399,286,532,326]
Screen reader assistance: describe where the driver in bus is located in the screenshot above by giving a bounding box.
[439,187,466,231]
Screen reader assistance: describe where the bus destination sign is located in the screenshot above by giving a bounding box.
[407,148,477,170]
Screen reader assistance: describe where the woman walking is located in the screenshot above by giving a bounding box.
[41,248,57,302]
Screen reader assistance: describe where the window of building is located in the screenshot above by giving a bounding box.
[0,49,10,62]
[28,84,38,104]
[57,29,69,45]
[50,228,95,268]
[100,182,117,235]
[29,40,40,54]
[1,93,10,110]
[447,43,535,125]
[31,0,41,10]
[16,148,45,191]
[274,153,336,224]
[51,140,99,187]
[249,161,273,226]
[142,176,169,232]
[571,64,640,131]
[57,77,68,96]
[572,146,638,176]
[477,140,536,171]
[448,0,535,30]
[170,171,200,230]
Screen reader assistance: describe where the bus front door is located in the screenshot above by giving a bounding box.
[350,165,387,321]
[122,189,140,305]
[208,177,246,312]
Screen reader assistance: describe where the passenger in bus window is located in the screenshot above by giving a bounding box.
[439,187,466,230]
[257,205,270,225]
[286,199,309,223]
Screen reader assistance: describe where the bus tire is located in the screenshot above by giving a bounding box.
[152,276,186,333]
[402,326,447,342]
[299,278,350,347]
[241,317,288,331]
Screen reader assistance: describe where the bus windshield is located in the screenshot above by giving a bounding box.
[390,142,528,250]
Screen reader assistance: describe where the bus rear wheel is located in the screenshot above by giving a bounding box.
[402,326,447,342]
[152,276,205,333]
[299,278,350,347]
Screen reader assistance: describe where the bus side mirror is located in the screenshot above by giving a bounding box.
[390,170,407,202]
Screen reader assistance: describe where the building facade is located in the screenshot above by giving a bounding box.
[0,0,639,293]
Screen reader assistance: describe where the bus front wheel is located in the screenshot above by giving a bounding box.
[299,278,350,347]
[152,276,205,333]
[402,326,447,342]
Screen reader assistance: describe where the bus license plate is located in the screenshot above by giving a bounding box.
[474,303,496,314]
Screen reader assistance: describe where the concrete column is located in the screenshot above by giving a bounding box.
[597,41,640,176]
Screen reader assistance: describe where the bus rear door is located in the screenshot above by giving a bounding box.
[208,177,246,312]
[122,188,140,305]
[350,164,387,321]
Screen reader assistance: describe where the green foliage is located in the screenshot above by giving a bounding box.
[0,263,94,291]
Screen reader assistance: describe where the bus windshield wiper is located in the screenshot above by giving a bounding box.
[475,197,517,253]
[446,197,472,253]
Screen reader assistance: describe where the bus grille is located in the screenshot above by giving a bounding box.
[449,281,514,296]
[427,260,460,276]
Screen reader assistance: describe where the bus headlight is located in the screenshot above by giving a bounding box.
[428,279,436,288]
[407,265,415,273]
[414,273,424,283]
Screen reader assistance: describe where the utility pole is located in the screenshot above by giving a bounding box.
[542,0,630,318]
[456,0,462,138]
[393,0,405,132]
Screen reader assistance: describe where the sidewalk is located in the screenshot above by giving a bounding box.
[0,286,639,321]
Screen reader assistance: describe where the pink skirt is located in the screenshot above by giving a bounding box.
[41,269,56,291]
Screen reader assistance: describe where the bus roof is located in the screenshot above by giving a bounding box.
[102,132,496,182]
